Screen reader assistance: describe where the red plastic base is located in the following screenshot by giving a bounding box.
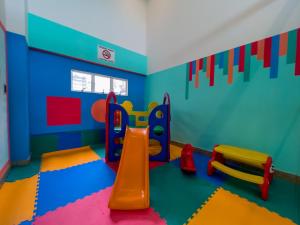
[180,144,196,173]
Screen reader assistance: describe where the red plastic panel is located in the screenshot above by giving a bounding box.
[47,96,81,125]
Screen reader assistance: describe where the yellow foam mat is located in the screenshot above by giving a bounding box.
[0,175,38,225]
[41,146,100,172]
[187,188,296,225]
[170,144,182,161]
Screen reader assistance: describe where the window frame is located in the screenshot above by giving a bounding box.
[71,69,128,96]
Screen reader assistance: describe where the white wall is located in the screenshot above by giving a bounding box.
[0,0,5,25]
[147,0,300,74]
[4,0,27,35]
[28,0,147,55]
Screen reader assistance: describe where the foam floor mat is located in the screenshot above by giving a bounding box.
[41,146,100,172]
[0,175,38,225]
[33,187,166,225]
[36,160,115,216]
[186,188,297,225]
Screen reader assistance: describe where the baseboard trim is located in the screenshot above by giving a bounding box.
[11,156,31,166]
[171,140,300,184]
[0,161,11,187]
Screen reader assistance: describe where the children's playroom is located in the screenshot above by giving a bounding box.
[0,1,299,225]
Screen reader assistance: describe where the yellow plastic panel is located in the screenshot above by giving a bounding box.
[187,188,296,225]
[41,146,100,172]
[170,144,182,161]
[211,161,264,184]
[0,175,38,225]
[215,145,269,168]
[108,127,149,210]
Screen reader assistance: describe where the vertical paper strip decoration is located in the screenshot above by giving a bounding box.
[239,45,245,72]
[195,59,200,88]
[206,56,211,78]
[219,52,224,69]
[264,37,272,68]
[244,44,251,82]
[295,28,300,75]
[223,51,229,75]
[203,57,207,72]
[188,61,193,81]
[234,47,240,65]
[279,32,288,56]
[185,63,190,100]
[251,41,258,55]
[215,53,219,67]
[228,49,234,84]
[199,58,203,70]
[270,35,280,78]
[287,29,297,64]
[210,55,215,86]
[257,39,265,60]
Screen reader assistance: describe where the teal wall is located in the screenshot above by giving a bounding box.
[28,13,147,74]
[145,55,300,176]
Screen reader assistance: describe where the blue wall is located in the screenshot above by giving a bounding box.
[29,49,146,136]
[7,32,30,162]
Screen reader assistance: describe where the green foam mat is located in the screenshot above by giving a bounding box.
[5,158,41,182]
[150,163,217,225]
[222,176,300,224]
[90,143,105,159]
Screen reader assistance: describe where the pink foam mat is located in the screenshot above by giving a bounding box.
[33,187,166,225]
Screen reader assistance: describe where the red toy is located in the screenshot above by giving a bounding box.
[180,144,196,173]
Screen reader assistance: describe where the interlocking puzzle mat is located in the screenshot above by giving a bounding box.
[0,175,38,225]
[172,153,227,186]
[222,176,300,224]
[150,163,217,225]
[36,160,115,216]
[5,158,41,182]
[186,188,297,225]
[33,187,167,225]
[41,146,100,172]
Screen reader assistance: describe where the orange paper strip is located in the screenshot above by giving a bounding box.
[257,39,265,60]
[279,32,288,56]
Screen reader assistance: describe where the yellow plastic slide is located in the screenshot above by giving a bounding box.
[108,127,150,210]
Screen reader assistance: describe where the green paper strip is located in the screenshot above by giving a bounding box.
[223,51,229,75]
[287,29,297,64]
[244,44,251,82]
[203,57,207,72]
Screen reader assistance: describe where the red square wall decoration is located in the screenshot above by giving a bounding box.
[47,96,81,126]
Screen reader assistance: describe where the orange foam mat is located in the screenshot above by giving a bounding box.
[187,188,296,225]
[170,144,182,161]
[0,175,38,225]
[41,146,100,172]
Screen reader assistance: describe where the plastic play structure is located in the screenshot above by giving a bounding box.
[105,91,171,210]
[207,144,273,200]
[180,144,196,173]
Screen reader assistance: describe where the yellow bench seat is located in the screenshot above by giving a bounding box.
[211,161,264,185]
[215,145,269,168]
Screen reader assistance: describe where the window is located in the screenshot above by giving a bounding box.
[71,70,128,96]
[113,78,128,96]
[71,70,92,92]
[94,75,110,94]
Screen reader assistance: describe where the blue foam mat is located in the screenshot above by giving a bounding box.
[36,160,115,216]
[171,153,227,186]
